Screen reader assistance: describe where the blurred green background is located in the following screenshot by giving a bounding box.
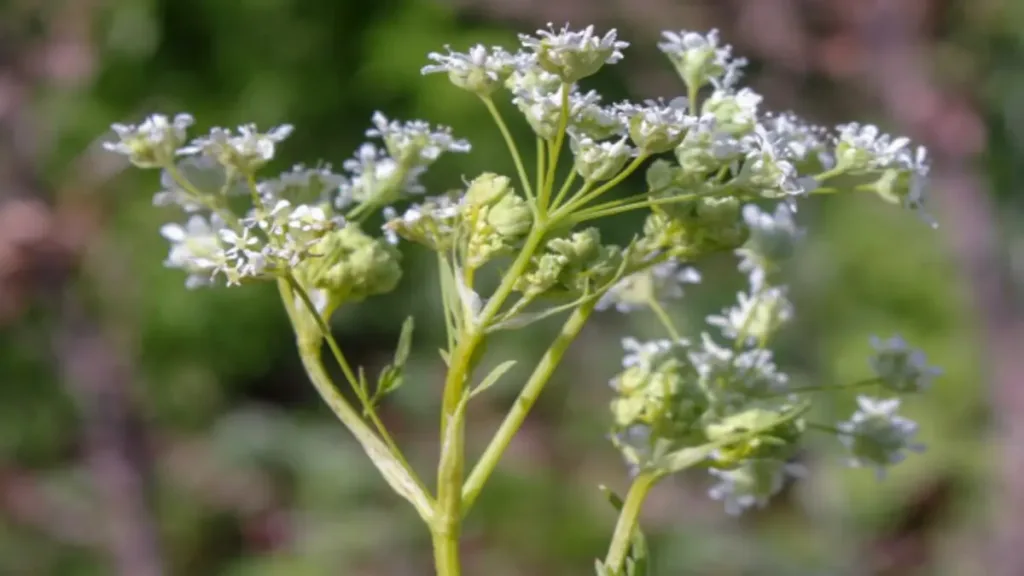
[1,0,1021,574]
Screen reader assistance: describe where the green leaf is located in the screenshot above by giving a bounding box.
[393,316,415,366]
[469,360,517,399]
[487,299,582,332]
[372,316,416,404]
[662,443,720,475]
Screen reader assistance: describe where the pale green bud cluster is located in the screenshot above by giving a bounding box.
[295,223,403,317]
[463,173,533,267]
[513,228,623,302]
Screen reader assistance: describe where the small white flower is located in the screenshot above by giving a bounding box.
[104,113,194,168]
[366,112,471,166]
[738,125,815,200]
[701,87,762,133]
[615,97,695,153]
[658,29,747,90]
[688,334,789,403]
[868,335,942,393]
[709,459,803,515]
[838,395,925,478]
[160,214,227,288]
[182,123,293,173]
[262,164,347,208]
[834,122,911,171]
[736,202,804,289]
[570,134,633,181]
[422,44,523,95]
[340,143,425,204]
[512,84,608,140]
[707,287,794,344]
[762,111,828,162]
[519,23,628,82]
[596,260,701,313]
[620,337,683,371]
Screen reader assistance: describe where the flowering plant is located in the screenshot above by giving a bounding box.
[105,24,942,576]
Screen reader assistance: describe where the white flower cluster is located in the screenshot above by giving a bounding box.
[837,396,925,478]
[104,109,468,291]
[596,259,701,313]
[422,25,934,230]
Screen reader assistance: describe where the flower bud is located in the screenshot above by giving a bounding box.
[465,172,513,207]
[519,24,628,83]
[485,192,533,237]
[104,113,194,168]
[571,136,632,182]
[548,227,601,263]
[422,45,520,96]
[701,88,761,136]
[297,224,402,316]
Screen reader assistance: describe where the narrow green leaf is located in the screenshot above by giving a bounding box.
[371,316,416,402]
[662,443,720,474]
[394,316,415,366]
[469,360,517,399]
[598,484,625,510]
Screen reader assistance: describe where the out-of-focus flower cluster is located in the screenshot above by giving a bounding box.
[606,199,941,515]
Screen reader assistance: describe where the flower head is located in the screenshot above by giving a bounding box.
[182,124,294,174]
[616,98,695,154]
[422,44,522,95]
[838,396,925,478]
[519,24,628,82]
[658,29,746,90]
[709,459,802,515]
[869,335,942,393]
[104,113,194,168]
[366,112,471,167]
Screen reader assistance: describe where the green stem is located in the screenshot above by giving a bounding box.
[603,472,660,572]
[550,167,579,211]
[461,302,595,512]
[164,163,241,228]
[433,224,550,575]
[757,377,883,399]
[539,84,571,212]
[555,154,649,218]
[482,96,534,202]
[569,185,740,224]
[647,297,682,341]
[432,531,461,576]
[814,165,849,183]
[284,278,431,506]
[280,280,433,522]
[688,83,700,116]
[536,137,546,199]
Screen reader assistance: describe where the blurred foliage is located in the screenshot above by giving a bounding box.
[2,0,1020,574]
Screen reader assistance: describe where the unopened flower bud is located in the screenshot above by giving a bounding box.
[465,172,513,207]
[297,224,402,315]
[486,192,533,237]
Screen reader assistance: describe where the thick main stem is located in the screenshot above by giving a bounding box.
[432,531,462,576]
[603,472,659,572]
[433,225,550,575]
